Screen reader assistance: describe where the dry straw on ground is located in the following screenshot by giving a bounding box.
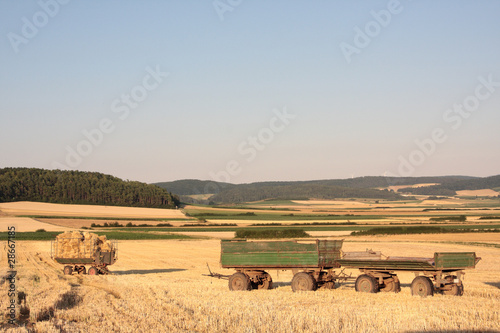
[1,239,499,332]
[0,201,187,219]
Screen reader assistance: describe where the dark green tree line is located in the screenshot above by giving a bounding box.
[0,168,179,209]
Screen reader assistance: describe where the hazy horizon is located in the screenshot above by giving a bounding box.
[2,1,499,184]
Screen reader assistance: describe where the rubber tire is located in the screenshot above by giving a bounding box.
[380,278,401,293]
[411,276,434,297]
[257,273,273,290]
[88,267,99,276]
[355,274,378,293]
[229,272,251,291]
[442,276,464,296]
[291,272,316,292]
[63,266,73,275]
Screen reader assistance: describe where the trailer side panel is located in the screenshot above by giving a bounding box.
[221,239,343,269]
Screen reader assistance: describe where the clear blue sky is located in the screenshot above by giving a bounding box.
[1,0,499,183]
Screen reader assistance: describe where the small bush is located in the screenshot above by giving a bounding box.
[351,226,445,236]
[235,228,310,239]
[429,215,466,222]
[237,212,256,216]
[35,229,46,232]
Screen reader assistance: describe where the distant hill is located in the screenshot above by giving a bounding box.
[155,176,464,204]
[154,179,235,195]
[155,176,475,197]
[155,175,500,204]
[0,168,179,209]
[207,182,404,203]
[398,175,500,196]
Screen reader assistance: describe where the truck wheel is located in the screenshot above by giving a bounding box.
[291,272,316,292]
[380,278,400,293]
[411,276,434,297]
[355,274,378,293]
[229,273,251,291]
[257,273,273,290]
[88,267,99,276]
[63,266,73,275]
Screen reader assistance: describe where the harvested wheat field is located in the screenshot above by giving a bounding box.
[1,239,499,332]
[0,201,188,219]
[348,232,500,245]
[0,217,73,232]
[456,189,500,197]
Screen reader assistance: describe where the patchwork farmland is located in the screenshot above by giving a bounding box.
[1,199,500,332]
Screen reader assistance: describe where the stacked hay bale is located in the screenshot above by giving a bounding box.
[99,235,113,251]
[55,231,114,259]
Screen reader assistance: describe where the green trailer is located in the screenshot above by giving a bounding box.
[208,239,480,296]
[209,239,344,291]
[337,251,481,296]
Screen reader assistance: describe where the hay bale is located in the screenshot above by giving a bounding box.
[55,231,114,259]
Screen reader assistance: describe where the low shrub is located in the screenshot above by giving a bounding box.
[235,228,310,239]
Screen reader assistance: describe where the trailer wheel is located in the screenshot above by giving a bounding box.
[442,283,463,296]
[63,266,73,275]
[257,273,273,290]
[380,278,400,293]
[291,272,316,292]
[229,272,251,291]
[442,276,464,296]
[355,274,378,293]
[88,267,99,276]
[411,276,434,297]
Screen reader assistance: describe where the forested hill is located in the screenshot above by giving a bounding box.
[208,183,404,203]
[0,168,179,209]
[154,179,236,195]
[398,175,500,196]
[155,175,497,204]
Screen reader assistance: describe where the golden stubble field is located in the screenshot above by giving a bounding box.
[0,202,188,219]
[0,201,192,230]
[1,239,499,332]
